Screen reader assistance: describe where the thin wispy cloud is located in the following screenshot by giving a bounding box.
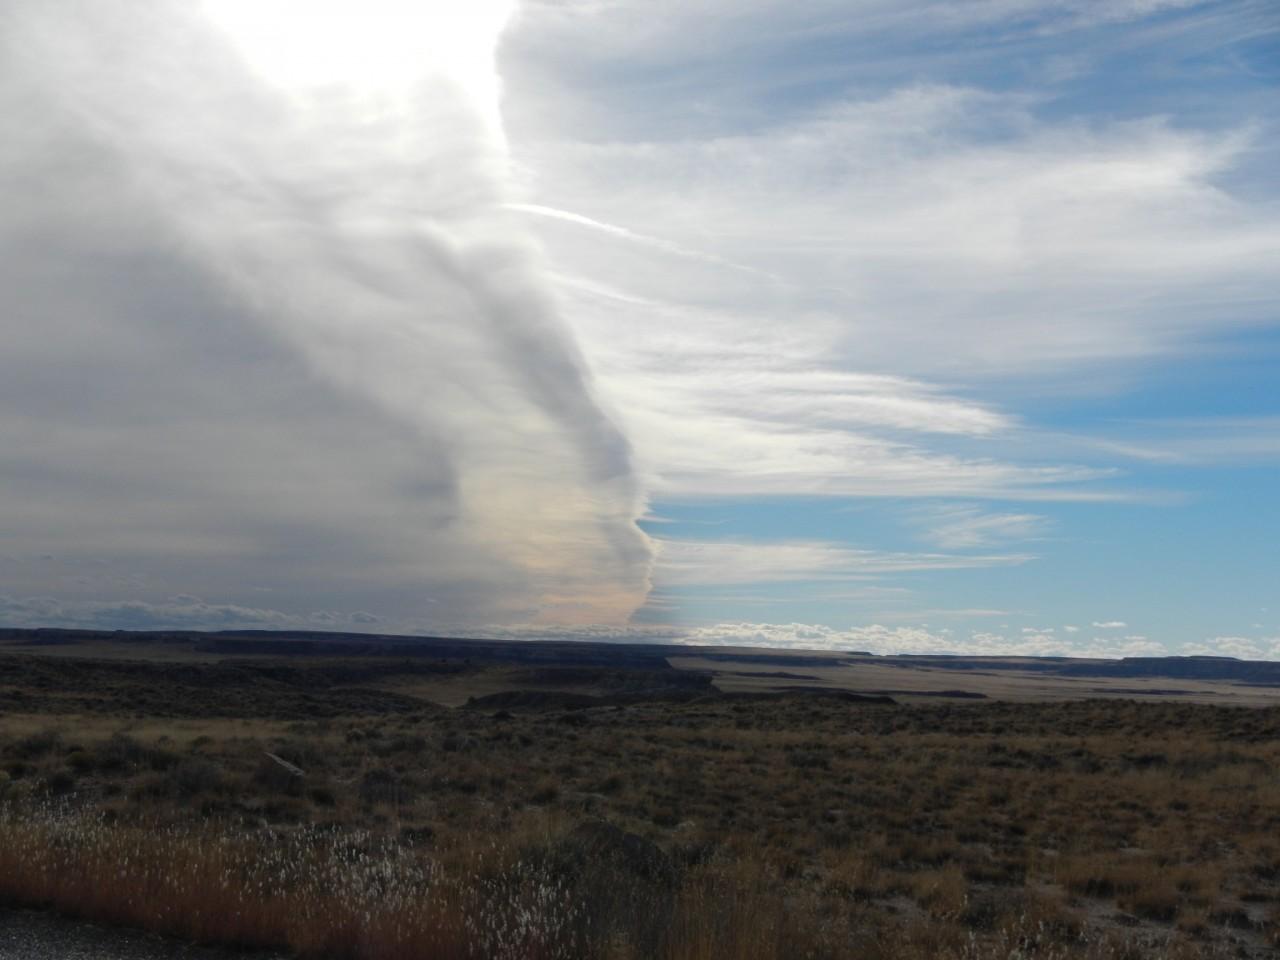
[908,505,1050,550]
[654,539,1032,587]
[1072,418,1280,465]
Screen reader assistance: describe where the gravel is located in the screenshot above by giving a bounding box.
[0,909,288,960]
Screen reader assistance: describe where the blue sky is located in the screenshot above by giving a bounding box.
[1,1,1277,656]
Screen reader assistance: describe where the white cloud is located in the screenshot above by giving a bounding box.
[513,83,1274,376]
[1180,637,1280,660]
[3,0,1276,638]
[0,594,305,632]
[1077,417,1280,466]
[505,1,1221,117]
[909,504,1049,549]
[22,603,1265,661]
[866,608,1012,622]
[653,539,1032,587]
[691,623,1165,658]
[491,620,1172,658]
[499,44,1277,510]
[1092,621,1128,629]
[0,1,652,628]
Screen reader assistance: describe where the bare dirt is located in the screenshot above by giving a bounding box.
[0,908,285,960]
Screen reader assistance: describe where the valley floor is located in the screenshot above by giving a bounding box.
[2,642,1279,958]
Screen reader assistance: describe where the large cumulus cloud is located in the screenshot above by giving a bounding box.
[0,1,652,630]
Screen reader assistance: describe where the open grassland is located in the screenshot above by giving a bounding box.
[671,655,1280,707]
[2,649,1280,958]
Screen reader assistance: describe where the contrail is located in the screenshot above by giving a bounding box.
[507,202,782,281]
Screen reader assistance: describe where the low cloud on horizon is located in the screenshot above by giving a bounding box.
[7,591,1278,662]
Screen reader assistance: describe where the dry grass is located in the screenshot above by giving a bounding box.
[3,653,1280,957]
[0,802,581,959]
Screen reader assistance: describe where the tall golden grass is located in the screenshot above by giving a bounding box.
[0,797,1223,960]
[0,799,580,959]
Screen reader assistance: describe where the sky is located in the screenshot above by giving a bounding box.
[1,0,1277,657]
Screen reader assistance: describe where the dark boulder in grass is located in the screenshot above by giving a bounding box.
[526,819,678,955]
[562,819,676,886]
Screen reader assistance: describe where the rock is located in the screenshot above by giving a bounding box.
[565,819,675,884]
[262,752,304,777]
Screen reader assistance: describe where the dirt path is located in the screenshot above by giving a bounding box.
[0,909,288,960]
